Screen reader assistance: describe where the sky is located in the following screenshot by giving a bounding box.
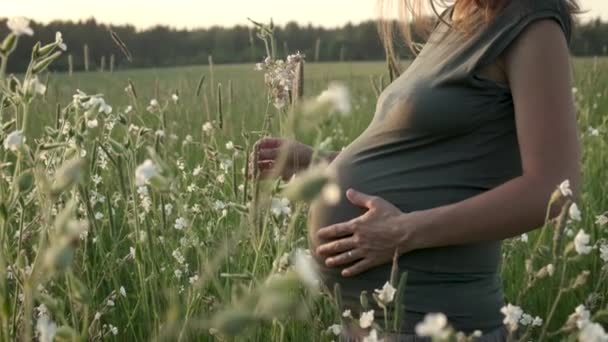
[3,0,608,30]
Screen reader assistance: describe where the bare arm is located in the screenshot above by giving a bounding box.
[406,19,582,250]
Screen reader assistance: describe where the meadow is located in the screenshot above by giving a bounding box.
[0,24,607,341]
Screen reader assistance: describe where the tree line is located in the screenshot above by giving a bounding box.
[1,16,607,73]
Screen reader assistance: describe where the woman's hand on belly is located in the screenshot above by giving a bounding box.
[314,188,423,277]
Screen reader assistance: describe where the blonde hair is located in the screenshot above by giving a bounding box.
[378,0,581,77]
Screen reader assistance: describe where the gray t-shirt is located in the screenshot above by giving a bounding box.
[307,0,572,334]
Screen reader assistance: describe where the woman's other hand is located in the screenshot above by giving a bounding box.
[248,137,314,181]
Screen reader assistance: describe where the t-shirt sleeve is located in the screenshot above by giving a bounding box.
[470,1,572,71]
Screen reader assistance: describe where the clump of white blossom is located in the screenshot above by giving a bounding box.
[254,52,305,109]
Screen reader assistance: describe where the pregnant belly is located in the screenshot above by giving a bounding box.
[305,154,505,333]
[306,144,503,275]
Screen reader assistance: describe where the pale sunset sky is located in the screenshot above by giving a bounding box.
[4,0,608,29]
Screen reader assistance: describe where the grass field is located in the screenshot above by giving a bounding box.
[1,33,608,342]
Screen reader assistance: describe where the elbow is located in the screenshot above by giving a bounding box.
[525,164,582,222]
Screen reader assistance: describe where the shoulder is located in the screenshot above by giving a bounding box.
[502,8,572,91]
[505,0,573,43]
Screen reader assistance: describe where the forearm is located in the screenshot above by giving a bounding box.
[406,174,580,251]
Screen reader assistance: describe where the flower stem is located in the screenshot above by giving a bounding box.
[0,56,7,83]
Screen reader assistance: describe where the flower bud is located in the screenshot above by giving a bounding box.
[360,290,369,310]
[1,34,17,55]
[32,51,62,74]
[571,270,590,289]
[17,170,34,194]
[281,167,330,202]
[69,275,91,304]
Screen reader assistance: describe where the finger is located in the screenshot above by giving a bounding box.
[315,236,357,257]
[316,221,357,240]
[257,160,274,170]
[247,159,271,179]
[258,148,279,161]
[257,137,283,149]
[346,188,379,209]
[258,166,280,179]
[342,259,373,277]
[325,248,364,267]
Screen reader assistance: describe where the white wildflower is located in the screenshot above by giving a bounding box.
[520,233,528,243]
[107,299,115,307]
[520,313,533,326]
[98,100,112,114]
[55,31,67,51]
[135,159,157,186]
[3,130,24,151]
[293,248,319,289]
[532,316,543,327]
[327,324,342,336]
[501,303,523,331]
[202,122,213,134]
[571,305,591,329]
[574,229,592,255]
[94,212,104,220]
[23,76,47,96]
[213,200,226,211]
[7,17,33,36]
[174,217,188,230]
[119,286,126,298]
[172,94,179,103]
[595,214,607,226]
[147,99,159,112]
[172,249,185,264]
[316,82,352,115]
[225,141,234,150]
[363,328,383,342]
[129,247,136,260]
[343,309,352,318]
[569,203,582,221]
[374,281,396,305]
[415,312,450,339]
[579,322,608,342]
[600,244,608,263]
[588,127,600,136]
[359,310,375,329]
[36,316,57,342]
[219,158,233,171]
[216,174,225,183]
[271,197,291,216]
[109,324,118,335]
[87,119,99,129]
[174,269,182,279]
[559,179,573,197]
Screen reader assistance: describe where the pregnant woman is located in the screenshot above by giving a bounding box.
[252,0,581,340]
